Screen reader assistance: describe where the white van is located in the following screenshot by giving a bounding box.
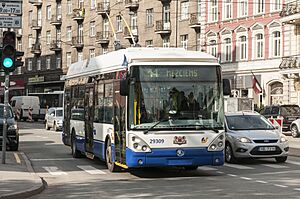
[10,96,41,121]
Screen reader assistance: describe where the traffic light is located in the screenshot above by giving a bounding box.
[1,31,16,73]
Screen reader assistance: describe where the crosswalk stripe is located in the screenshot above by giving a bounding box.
[261,164,288,169]
[43,166,67,176]
[198,166,218,171]
[77,165,106,175]
[287,160,300,166]
[224,163,254,170]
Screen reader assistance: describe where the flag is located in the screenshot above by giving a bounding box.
[252,73,262,94]
[122,54,128,68]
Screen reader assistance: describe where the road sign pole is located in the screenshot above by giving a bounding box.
[2,73,9,164]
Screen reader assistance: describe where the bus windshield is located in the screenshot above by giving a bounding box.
[128,65,224,131]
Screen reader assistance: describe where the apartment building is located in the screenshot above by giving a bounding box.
[17,0,206,103]
[205,0,284,107]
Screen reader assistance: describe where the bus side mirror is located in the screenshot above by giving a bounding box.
[223,79,231,96]
[120,79,129,96]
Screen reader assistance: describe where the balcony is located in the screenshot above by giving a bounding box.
[29,0,42,6]
[71,36,84,49]
[125,0,139,9]
[280,56,300,79]
[189,13,201,29]
[16,30,22,38]
[280,0,300,25]
[31,20,42,30]
[50,40,62,51]
[72,8,85,21]
[155,20,171,34]
[96,31,110,44]
[31,43,41,55]
[50,15,62,26]
[96,2,110,16]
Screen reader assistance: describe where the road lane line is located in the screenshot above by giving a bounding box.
[77,165,106,175]
[256,180,268,184]
[224,163,254,170]
[274,184,288,188]
[216,171,224,174]
[31,158,75,161]
[43,166,67,176]
[227,174,237,177]
[294,188,300,191]
[261,164,288,169]
[240,177,252,180]
[287,160,300,166]
[13,152,21,164]
[199,166,218,171]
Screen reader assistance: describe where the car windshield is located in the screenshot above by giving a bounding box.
[0,106,13,118]
[56,109,63,117]
[281,106,300,115]
[226,115,275,130]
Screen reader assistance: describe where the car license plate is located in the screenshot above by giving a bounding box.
[258,147,276,151]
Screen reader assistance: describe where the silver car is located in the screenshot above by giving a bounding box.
[224,111,289,163]
[45,107,63,131]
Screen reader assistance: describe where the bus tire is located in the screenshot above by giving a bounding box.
[105,138,119,172]
[71,132,81,158]
[184,166,198,171]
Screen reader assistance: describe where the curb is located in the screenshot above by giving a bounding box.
[0,152,47,199]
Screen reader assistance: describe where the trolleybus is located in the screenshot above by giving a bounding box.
[62,47,231,172]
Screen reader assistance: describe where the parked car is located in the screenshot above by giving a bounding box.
[260,104,300,131]
[290,119,300,138]
[0,104,19,151]
[45,107,63,131]
[224,111,289,163]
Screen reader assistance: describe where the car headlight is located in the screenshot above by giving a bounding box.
[8,124,17,131]
[280,135,288,143]
[237,137,252,143]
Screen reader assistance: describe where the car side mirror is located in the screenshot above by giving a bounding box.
[223,79,231,96]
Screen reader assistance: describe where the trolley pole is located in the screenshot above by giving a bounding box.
[2,73,9,164]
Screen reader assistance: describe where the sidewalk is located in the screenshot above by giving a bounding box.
[285,134,300,157]
[0,151,45,199]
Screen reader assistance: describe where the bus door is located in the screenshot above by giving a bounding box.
[113,81,126,165]
[84,84,95,154]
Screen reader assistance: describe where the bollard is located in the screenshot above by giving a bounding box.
[16,108,21,121]
[28,107,33,122]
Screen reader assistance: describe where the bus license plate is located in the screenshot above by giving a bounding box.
[258,147,276,151]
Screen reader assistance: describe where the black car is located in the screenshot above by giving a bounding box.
[0,104,19,151]
[260,104,300,131]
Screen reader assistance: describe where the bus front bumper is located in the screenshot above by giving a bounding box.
[125,147,224,168]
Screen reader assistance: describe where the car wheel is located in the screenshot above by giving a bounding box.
[184,166,198,170]
[10,140,19,151]
[105,138,119,172]
[275,156,287,163]
[291,125,299,138]
[71,132,81,158]
[45,121,50,130]
[225,143,237,163]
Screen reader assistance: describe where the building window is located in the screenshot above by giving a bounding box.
[163,5,170,23]
[271,0,281,11]
[272,31,281,57]
[180,34,188,50]
[67,26,72,41]
[103,47,108,54]
[146,8,154,26]
[223,0,232,20]
[28,35,33,48]
[130,12,138,32]
[17,40,22,51]
[28,60,32,71]
[17,66,21,75]
[196,32,201,51]
[255,33,264,58]
[66,52,71,68]
[180,1,189,20]
[46,56,51,70]
[145,40,153,47]
[46,31,51,45]
[223,38,232,62]
[210,0,218,22]
[79,0,84,8]
[208,40,217,57]
[90,21,95,37]
[90,49,95,58]
[254,0,264,14]
[238,0,247,17]
[67,0,72,14]
[57,3,62,19]
[29,11,33,25]
[46,5,51,20]
[37,58,41,70]
[116,15,122,32]
[239,36,247,60]
[56,56,61,68]
[163,37,170,48]
[91,0,96,9]
[78,52,83,61]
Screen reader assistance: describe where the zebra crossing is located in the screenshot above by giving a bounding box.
[42,165,107,176]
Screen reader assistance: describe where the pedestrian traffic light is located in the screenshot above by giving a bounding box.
[1,31,16,73]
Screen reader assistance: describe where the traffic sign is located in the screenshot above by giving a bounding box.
[0,16,21,28]
[0,1,22,15]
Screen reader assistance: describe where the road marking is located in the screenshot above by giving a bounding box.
[262,164,288,169]
[77,165,106,175]
[43,166,67,176]
[199,166,218,171]
[31,158,75,161]
[274,184,288,188]
[13,152,21,164]
[256,180,268,184]
[227,174,237,177]
[45,143,59,145]
[287,160,300,166]
[294,188,300,191]
[224,163,254,170]
[240,177,252,180]
[216,171,224,174]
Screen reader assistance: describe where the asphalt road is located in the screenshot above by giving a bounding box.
[18,122,300,199]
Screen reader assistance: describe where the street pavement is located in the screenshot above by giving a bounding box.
[0,123,300,199]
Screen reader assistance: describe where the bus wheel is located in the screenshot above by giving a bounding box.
[184,166,198,171]
[105,139,119,172]
[71,132,81,158]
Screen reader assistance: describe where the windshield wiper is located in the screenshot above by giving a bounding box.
[171,124,221,133]
[144,118,170,134]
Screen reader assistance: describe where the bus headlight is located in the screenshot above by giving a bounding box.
[208,133,225,151]
[129,134,151,153]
